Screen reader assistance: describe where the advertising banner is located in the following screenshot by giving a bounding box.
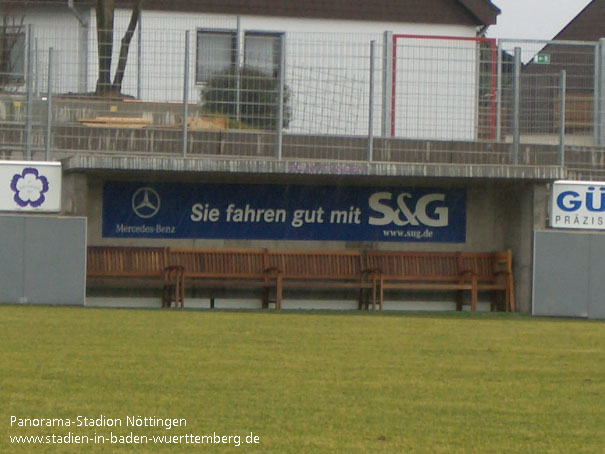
[0,161,62,213]
[551,180,605,230]
[102,181,466,242]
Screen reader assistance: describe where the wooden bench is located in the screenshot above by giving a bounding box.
[365,250,514,312]
[87,247,514,313]
[166,248,280,308]
[265,249,380,310]
[467,250,515,312]
[86,246,184,308]
[162,265,185,309]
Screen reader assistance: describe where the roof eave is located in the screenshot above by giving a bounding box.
[458,0,501,26]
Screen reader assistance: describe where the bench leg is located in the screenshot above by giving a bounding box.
[162,285,173,308]
[490,296,498,312]
[378,276,384,311]
[162,285,185,309]
[358,287,366,311]
[162,266,185,309]
[508,275,515,312]
[372,277,384,312]
[362,279,377,311]
[275,275,283,311]
[471,276,478,312]
[491,290,507,313]
[371,280,376,311]
[262,287,270,309]
[372,281,376,311]
[455,290,464,311]
[177,273,185,309]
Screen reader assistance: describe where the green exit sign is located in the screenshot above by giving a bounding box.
[535,54,551,64]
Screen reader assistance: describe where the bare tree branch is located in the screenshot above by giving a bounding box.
[95,0,115,94]
[95,0,143,96]
[111,0,143,93]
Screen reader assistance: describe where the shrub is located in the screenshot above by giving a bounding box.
[201,66,291,130]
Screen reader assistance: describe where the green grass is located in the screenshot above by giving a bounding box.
[2,306,605,453]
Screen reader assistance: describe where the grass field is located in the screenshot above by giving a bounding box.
[2,306,605,453]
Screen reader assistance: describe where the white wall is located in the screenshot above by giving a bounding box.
[132,12,478,137]
[18,5,89,95]
[24,6,481,139]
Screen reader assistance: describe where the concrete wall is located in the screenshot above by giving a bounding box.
[64,171,544,312]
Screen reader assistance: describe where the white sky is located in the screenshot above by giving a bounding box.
[486,0,593,40]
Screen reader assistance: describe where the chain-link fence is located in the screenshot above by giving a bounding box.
[498,39,598,143]
[3,18,605,176]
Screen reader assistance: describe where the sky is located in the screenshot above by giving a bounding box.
[486,0,593,40]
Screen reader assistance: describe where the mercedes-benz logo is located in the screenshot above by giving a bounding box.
[132,187,161,219]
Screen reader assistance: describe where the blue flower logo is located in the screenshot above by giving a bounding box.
[10,168,50,208]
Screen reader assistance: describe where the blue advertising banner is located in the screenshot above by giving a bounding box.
[102,182,466,242]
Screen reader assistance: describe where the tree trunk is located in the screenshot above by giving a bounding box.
[95,0,115,95]
[111,0,142,93]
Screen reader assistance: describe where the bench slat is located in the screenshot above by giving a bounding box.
[366,250,514,312]
[86,247,514,314]
[87,246,166,277]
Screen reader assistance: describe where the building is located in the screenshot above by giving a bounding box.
[512,0,605,144]
[9,0,498,137]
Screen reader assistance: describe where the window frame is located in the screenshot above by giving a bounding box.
[195,28,237,84]
[243,31,284,79]
[196,28,285,84]
[0,27,26,85]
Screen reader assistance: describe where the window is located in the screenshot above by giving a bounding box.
[196,29,283,83]
[196,29,236,83]
[0,27,25,84]
[244,32,282,78]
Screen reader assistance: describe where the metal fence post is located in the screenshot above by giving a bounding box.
[137,13,142,99]
[79,21,89,94]
[592,42,599,146]
[235,16,242,123]
[382,31,393,138]
[559,70,566,166]
[34,38,39,96]
[45,48,53,161]
[496,40,503,142]
[512,47,521,165]
[25,24,34,161]
[182,30,190,158]
[597,38,605,147]
[276,33,286,160]
[368,40,376,162]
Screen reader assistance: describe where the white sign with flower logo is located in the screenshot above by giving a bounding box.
[1,161,62,212]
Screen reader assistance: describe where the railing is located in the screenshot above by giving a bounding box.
[2,23,605,178]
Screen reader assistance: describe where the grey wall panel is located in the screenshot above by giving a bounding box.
[23,217,86,305]
[0,215,86,306]
[534,230,605,319]
[0,216,25,303]
[533,231,590,318]
[588,235,605,320]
